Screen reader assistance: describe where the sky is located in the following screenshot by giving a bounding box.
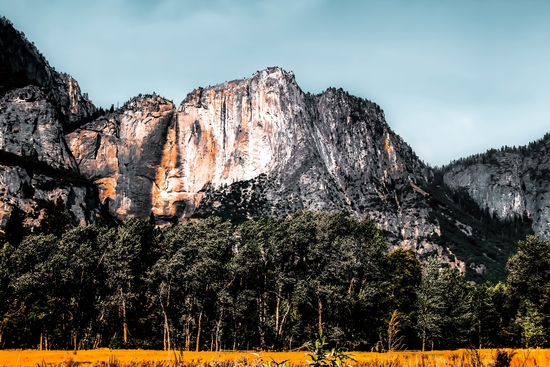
[1,0,549,166]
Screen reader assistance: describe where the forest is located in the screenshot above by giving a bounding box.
[0,208,549,352]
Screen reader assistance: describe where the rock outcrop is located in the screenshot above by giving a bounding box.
[0,18,95,129]
[0,17,99,227]
[67,95,175,219]
[443,135,550,239]
[0,86,77,170]
[68,68,441,256]
[6,16,545,280]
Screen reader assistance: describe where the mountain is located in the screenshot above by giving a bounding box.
[442,136,550,238]
[0,17,99,228]
[66,68,439,256]
[0,17,545,281]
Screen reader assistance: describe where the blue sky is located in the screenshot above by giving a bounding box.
[1,0,549,166]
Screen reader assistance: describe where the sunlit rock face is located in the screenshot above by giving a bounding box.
[68,67,442,255]
[179,68,438,252]
[0,17,99,227]
[443,136,550,239]
[67,95,176,219]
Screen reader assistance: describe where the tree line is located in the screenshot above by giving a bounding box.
[436,131,550,172]
[0,209,549,351]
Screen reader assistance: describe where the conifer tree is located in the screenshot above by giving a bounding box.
[2,206,25,246]
[39,197,69,237]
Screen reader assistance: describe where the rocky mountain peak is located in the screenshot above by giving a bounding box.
[3,17,548,281]
[0,17,100,228]
[0,18,96,131]
[67,66,448,266]
[0,17,54,93]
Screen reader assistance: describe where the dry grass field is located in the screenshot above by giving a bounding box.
[0,349,549,367]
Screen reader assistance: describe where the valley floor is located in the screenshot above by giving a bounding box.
[0,349,547,367]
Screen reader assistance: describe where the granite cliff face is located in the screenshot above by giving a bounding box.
[0,17,99,227]
[67,95,175,219]
[0,86,77,170]
[177,70,438,252]
[5,16,544,280]
[67,68,443,258]
[442,135,550,239]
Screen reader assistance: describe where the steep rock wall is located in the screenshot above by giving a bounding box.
[443,136,550,239]
[0,17,99,226]
[67,95,175,219]
[68,68,442,256]
[0,86,78,170]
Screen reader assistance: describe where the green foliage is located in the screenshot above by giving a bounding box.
[109,333,123,350]
[415,257,473,350]
[470,282,501,349]
[426,175,532,282]
[382,248,421,345]
[506,236,550,309]
[39,197,69,237]
[307,330,354,367]
[514,300,546,348]
[438,131,550,170]
[0,210,548,350]
[2,206,26,246]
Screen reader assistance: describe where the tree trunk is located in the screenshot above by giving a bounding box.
[279,298,291,339]
[258,293,267,349]
[160,286,171,352]
[163,310,170,351]
[422,331,425,352]
[215,308,223,352]
[93,334,101,349]
[123,299,128,344]
[195,311,202,352]
[275,285,281,337]
[318,298,323,332]
[185,316,190,351]
[478,319,482,350]
[40,333,43,351]
[73,332,77,352]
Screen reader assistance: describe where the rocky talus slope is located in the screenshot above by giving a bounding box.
[0,17,99,227]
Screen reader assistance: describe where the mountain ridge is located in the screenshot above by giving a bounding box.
[0,17,547,281]
[67,67,440,255]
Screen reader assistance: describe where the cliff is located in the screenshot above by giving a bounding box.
[3,17,541,281]
[442,135,550,239]
[0,17,99,227]
[67,68,444,257]
[67,94,175,219]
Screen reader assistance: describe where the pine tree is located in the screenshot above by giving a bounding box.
[39,198,69,237]
[2,206,25,246]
